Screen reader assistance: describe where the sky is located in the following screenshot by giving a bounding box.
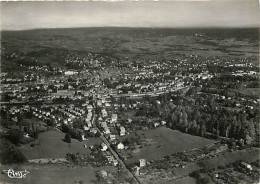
[1,0,259,30]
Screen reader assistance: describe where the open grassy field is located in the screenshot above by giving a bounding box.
[166,176,197,184]
[198,147,260,170]
[19,130,102,159]
[1,164,116,184]
[137,147,259,184]
[231,88,260,97]
[25,118,46,127]
[121,127,214,165]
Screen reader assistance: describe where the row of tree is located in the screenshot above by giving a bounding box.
[159,91,259,144]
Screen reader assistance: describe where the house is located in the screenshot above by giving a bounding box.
[120,126,126,136]
[241,162,253,171]
[161,121,166,126]
[51,90,74,98]
[117,142,125,150]
[83,125,89,131]
[111,114,118,123]
[109,134,116,141]
[65,70,78,76]
[105,102,111,107]
[113,159,118,166]
[139,159,146,167]
[100,170,108,177]
[101,98,106,103]
[82,135,87,141]
[24,133,30,138]
[158,86,167,90]
[101,109,108,118]
[154,122,160,128]
[85,117,91,123]
[87,105,93,110]
[11,117,18,123]
[101,143,108,151]
[101,122,110,134]
[97,100,102,107]
[90,128,97,134]
[135,83,141,88]
[141,85,150,90]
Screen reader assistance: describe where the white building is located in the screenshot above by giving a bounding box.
[65,70,78,76]
[139,159,146,167]
[120,126,126,136]
[117,142,125,150]
[161,121,166,126]
[101,143,108,151]
[111,114,118,123]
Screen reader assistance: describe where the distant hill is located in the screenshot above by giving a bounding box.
[2,27,259,42]
[1,27,259,72]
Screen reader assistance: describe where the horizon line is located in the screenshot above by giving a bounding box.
[1,25,259,32]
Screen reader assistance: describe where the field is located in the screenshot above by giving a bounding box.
[120,127,214,165]
[136,146,259,184]
[25,118,46,127]
[1,164,116,184]
[19,129,102,159]
[166,177,197,184]
[198,148,260,170]
[231,88,260,97]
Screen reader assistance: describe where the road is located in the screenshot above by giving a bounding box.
[88,86,189,183]
[91,114,140,184]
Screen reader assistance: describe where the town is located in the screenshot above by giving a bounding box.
[0,27,259,184]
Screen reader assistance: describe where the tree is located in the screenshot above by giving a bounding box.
[171,113,177,128]
[95,131,101,138]
[61,123,70,133]
[177,112,183,127]
[189,120,198,134]
[66,153,77,163]
[248,120,255,138]
[5,129,23,145]
[34,128,39,139]
[200,121,207,136]
[64,133,71,143]
[0,140,27,164]
[182,111,188,132]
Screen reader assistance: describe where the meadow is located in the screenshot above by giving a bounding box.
[198,147,260,170]
[120,127,214,165]
[20,129,102,159]
[1,164,116,184]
